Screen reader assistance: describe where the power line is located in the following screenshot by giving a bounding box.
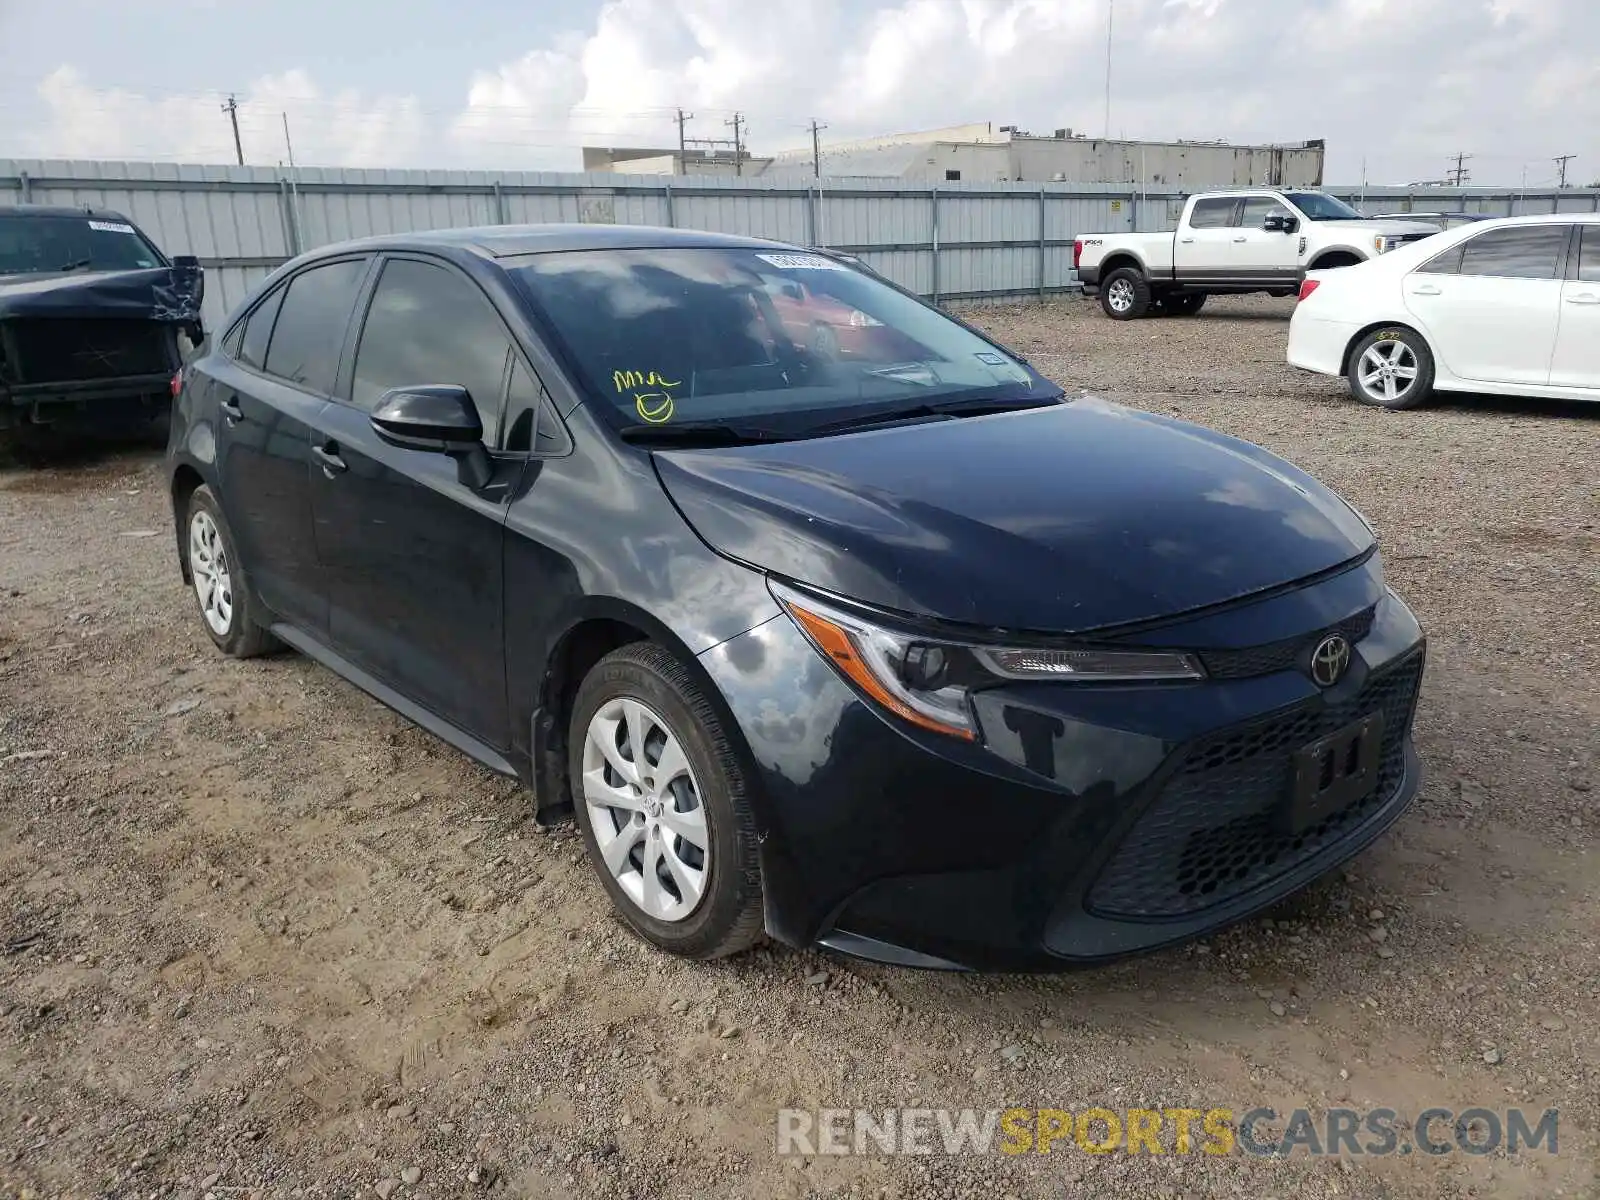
[1554,153,1576,188]
[1446,151,1473,186]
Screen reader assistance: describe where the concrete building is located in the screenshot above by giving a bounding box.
[580,146,772,177]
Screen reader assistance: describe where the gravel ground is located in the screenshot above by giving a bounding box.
[2,294,1597,1199]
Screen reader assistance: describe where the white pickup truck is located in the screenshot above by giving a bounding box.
[1074,190,1442,319]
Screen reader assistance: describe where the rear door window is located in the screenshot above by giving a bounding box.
[263,258,367,394]
[236,286,285,369]
[1576,225,1600,283]
[1188,198,1239,229]
[1456,225,1570,280]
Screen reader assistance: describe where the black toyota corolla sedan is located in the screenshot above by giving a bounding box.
[166,224,1425,971]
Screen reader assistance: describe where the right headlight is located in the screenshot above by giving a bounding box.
[770,581,1205,741]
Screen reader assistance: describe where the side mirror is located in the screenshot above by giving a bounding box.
[1264,213,1299,234]
[172,254,201,268]
[371,385,491,488]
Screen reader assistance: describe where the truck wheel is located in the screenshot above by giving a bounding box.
[1346,328,1435,411]
[1100,268,1151,320]
[1162,294,1206,317]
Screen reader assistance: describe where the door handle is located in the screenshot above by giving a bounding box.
[312,441,348,475]
[1180,237,1195,244]
[1566,292,1600,305]
[1410,283,1442,296]
[220,395,243,422]
[1232,236,1248,243]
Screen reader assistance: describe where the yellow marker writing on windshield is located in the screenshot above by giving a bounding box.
[614,369,681,392]
[635,392,674,423]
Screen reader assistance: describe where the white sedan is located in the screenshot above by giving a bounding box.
[1287,214,1600,409]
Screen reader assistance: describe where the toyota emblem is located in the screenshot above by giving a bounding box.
[1309,634,1352,688]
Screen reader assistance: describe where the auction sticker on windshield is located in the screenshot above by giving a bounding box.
[755,253,848,271]
[88,221,137,234]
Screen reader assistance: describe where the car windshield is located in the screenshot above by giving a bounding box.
[0,215,164,275]
[508,247,1057,432]
[1281,193,1363,221]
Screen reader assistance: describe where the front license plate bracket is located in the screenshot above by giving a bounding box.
[1284,712,1385,834]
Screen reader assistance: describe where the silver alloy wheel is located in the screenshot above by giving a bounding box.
[581,697,710,923]
[1357,338,1419,405]
[1106,277,1136,313]
[188,509,233,636]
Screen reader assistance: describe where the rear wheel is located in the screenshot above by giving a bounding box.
[185,485,281,657]
[1346,328,1435,410]
[570,643,764,959]
[1100,267,1151,320]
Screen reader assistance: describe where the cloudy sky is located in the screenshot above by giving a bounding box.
[0,0,1595,187]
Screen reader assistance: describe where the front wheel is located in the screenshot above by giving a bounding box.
[1099,267,1151,320]
[1347,328,1435,410]
[570,643,764,959]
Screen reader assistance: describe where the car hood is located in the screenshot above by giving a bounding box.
[653,397,1375,634]
[0,262,204,324]
[1316,219,1441,237]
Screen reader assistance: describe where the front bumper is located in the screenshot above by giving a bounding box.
[697,559,1425,971]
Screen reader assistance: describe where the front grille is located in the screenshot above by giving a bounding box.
[1198,606,1376,680]
[1086,650,1423,920]
[2,318,175,385]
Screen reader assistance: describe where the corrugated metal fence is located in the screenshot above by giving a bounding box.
[4,158,1598,332]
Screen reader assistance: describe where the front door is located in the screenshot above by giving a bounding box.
[1550,224,1600,389]
[307,255,521,747]
[1403,223,1568,386]
[1232,195,1302,283]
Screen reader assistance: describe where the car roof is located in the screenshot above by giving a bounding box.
[317,223,797,260]
[1444,212,1600,228]
[0,204,136,221]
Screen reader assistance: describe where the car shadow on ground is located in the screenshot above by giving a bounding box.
[1419,391,1600,420]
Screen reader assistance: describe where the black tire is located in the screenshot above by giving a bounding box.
[183,484,282,657]
[1162,294,1206,317]
[1346,327,1435,411]
[569,643,764,959]
[1099,267,1151,320]
[1311,254,1363,271]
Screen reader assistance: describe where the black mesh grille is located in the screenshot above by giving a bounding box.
[1087,650,1423,920]
[1198,606,1376,680]
[3,318,175,384]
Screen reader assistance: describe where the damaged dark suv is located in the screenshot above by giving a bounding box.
[0,206,204,441]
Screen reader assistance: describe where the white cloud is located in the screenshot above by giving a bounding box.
[12,0,1600,185]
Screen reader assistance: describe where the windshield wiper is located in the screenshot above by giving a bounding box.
[617,421,793,446]
[58,258,93,272]
[805,393,1063,437]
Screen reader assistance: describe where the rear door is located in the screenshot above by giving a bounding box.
[1550,224,1600,389]
[209,257,369,635]
[306,254,522,747]
[1174,196,1241,283]
[1402,223,1569,385]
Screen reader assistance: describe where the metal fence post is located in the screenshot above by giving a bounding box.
[930,185,940,305]
[278,177,302,257]
[492,181,507,224]
[1038,187,1047,301]
[18,171,31,204]
[806,185,817,246]
[1129,188,1139,232]
[664,179,676,228]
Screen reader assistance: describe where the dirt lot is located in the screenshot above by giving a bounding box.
[2,294,1597,1200]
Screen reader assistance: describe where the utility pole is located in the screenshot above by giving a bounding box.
[1446,151,1472,187]
[221,94,244,165]
[1103,0,1114,140]
[1554,154,1576,188]
[674,108,694,172]
[809,118,827,177]
[727,112,745,176]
